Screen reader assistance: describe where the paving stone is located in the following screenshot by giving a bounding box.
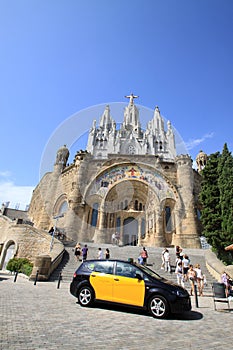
[0,245,232,350]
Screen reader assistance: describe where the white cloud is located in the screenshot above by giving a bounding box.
[0,181,34,211]
[0,170,12,177]
[185,132,214,150]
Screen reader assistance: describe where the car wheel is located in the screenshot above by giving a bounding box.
[148,295,169,319]
[78,285,94,307]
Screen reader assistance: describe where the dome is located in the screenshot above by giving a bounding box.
[196,150,208,172]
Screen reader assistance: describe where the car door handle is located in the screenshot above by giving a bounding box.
[114,278,119,281]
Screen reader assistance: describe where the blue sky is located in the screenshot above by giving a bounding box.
[0,0,233,209]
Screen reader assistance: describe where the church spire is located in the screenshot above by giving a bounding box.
[99,105,113,131]
[123,93,140,132]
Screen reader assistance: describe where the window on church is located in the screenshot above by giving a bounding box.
[139,202,143,211]
[59,201,68,215]
[134,200,138,211]
[165,206,172,232]
[141,218,145,239]
[91,203,99,227]
[116,217,121,230]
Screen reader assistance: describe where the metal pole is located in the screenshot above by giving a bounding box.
[14,271,18,283]
[194,283,199,307]
[57,272,62,289]
[34,270,39,286]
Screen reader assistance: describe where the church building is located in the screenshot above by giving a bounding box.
[28,94,203,248]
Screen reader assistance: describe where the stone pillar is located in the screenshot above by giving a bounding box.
[153,209,165,246]
[137,217,141,246]
[97,207,106,243]
[175,155,201,248]
[30,255,52,281]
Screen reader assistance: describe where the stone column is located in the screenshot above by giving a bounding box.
[97,206,106,243]
[137,217,141,246]
[153,209,165,246]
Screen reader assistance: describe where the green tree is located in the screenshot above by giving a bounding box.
[217,144,233,263]
[199,152,222,250]
[200,144,233,264]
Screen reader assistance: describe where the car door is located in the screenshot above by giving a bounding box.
[112,262,145,307]
[89,261,115,301]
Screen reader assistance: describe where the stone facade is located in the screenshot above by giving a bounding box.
[28,96,202,248]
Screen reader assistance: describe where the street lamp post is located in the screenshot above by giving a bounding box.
[50,214,64,251]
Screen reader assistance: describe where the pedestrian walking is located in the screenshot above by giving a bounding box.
[163,249,171,272]
[74,242,82,261]
[105,248,110,259]
[175,261,184,287]
[97,247,103,259]
[140,247,148,265]
[82,244,88,261]
[182,254,190,281]
[187,264,197,296]
[194,263,204,296]
[161,247,166,269]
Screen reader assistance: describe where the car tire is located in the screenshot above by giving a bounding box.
[148,295,169,319]
[78,285,94,307]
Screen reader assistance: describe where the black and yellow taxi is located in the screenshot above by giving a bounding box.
[70,259,191,319]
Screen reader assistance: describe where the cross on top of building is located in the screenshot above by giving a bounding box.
[125,93,139,105]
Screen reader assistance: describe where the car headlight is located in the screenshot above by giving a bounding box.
[172,290,185,297]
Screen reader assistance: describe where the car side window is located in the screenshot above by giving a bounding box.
[116,262,140,278]
[94,261,114,274]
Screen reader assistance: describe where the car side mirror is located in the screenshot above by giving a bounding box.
[135,273,143,280]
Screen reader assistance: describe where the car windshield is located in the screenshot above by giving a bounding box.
[134,262,163,280]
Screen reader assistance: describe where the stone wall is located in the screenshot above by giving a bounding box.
[205,249,233,280]
[0,214,64,275]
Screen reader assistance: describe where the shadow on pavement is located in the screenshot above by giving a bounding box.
[0,276,9,281]
[87,302,203,320]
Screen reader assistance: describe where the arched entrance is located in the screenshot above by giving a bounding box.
[123,217,138,246]
[2,243,15,269]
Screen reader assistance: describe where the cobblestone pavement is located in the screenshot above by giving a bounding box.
[0,269,232,350]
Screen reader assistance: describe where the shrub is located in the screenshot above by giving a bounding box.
[6,258,33,276]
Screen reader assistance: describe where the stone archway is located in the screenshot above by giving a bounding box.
[83,162,178,246]
[2,241,16,270]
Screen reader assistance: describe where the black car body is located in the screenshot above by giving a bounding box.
[70,259,191,319]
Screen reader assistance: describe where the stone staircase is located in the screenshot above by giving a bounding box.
[49,243,217,296]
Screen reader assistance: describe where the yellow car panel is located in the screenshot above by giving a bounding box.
[90,272,114,301]
[112,275,145,307]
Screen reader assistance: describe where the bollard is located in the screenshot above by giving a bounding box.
[34,270,39,286]
[57,272,62,289]
[194,283,199,307]
[14,271,18,283]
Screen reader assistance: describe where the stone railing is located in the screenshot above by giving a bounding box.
[205,249,233,281]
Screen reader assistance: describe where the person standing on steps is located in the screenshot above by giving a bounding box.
[163,249,171,272]
[175,261,184,288]
[74,242,82,261]
[82,244,88,262]
[187,264,197,296]
[97,247,103,259]
[194,263,204,296]
[105,248,110,259]
[182,254,190,282]
[140,247,148,265]
[161,247,166,269]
